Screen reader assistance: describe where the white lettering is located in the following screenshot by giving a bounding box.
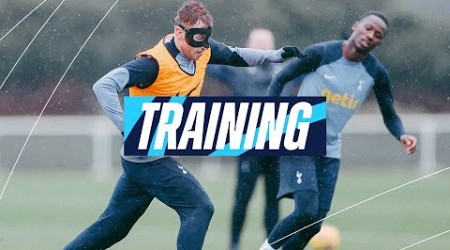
[256,103,288,150]
[243,103,261,149]
[284,102,312,150]
[203,103,222,149]
[216,103,248,149]
[154,103,183,150]
[178,103,205,150]
[138,103,161,150]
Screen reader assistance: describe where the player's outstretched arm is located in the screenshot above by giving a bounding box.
[266,58,303,96]
[280,46,307,59]
[208,38,305,67]
[266,42,323,96]
[373,64,417,155]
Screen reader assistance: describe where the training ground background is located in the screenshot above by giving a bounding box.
[1,0,450,248]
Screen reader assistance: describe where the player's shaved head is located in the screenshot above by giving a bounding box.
[359,10,389,31]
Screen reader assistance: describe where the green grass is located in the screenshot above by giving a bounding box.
[0,166,449,250]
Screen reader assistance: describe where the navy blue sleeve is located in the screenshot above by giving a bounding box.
[205,65,237,87]
[267,43,323,96]
[373,65,405,140]
[208,39,249,66]
[121,57,159,89]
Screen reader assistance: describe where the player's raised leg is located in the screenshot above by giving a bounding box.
[126,157,215,250]
[64,172,153,250]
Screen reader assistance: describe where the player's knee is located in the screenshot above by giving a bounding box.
[203,202,215,220]
[292,206,319,226]
[197,196,215,220]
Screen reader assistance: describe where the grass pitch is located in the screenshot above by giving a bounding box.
[0,165,449,249]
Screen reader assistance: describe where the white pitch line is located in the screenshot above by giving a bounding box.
[0,0,61,91]
[399,229,450,250]
[0,0,119,202]
[270,166,450,246]
[0,0,48,42]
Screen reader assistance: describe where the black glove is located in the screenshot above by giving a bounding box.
[281,46,307,59]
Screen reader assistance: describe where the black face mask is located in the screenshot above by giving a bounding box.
[177,23,212,48]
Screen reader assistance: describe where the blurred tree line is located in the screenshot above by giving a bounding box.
[0,0,449,115]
